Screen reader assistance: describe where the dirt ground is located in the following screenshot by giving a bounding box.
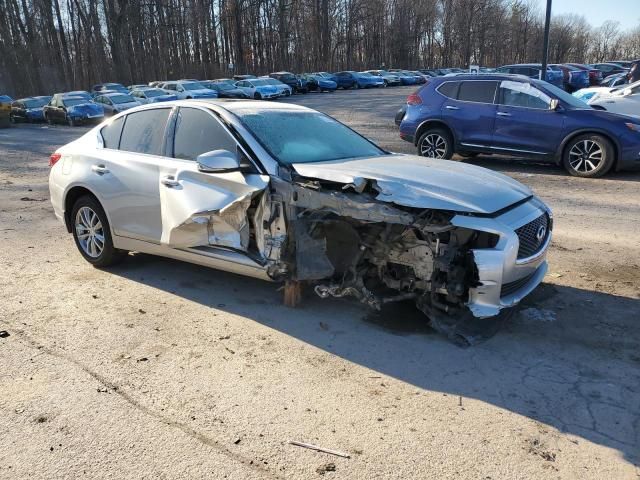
[1,87,639,479]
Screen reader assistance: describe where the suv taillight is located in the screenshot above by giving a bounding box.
[49,153,61,167]
[407,93,422,106]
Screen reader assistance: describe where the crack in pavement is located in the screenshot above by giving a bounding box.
[2,322,283,479]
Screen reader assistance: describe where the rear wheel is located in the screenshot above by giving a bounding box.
[563,134,614,177]
[46,114,53,125]
[67,115,76,127]
[71,195,127,268]
[417,128,453,160]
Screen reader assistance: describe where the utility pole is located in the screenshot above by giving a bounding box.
[541,0,552,80]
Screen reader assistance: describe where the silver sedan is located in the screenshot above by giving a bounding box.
[49,100,552,344]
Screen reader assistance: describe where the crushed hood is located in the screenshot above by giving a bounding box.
[292,154,532,214]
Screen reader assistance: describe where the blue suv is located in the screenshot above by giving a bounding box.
[399,74,640,177]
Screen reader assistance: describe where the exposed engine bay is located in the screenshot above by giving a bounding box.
[248,174,500,332]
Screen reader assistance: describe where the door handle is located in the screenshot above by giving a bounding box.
[161,176,180,187]
[445,105,460,110]
[91,164,109,174]
[497,112,512,117]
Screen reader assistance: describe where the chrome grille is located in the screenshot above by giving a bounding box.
[515,213,550,259]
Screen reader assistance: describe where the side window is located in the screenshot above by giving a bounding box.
[437,81,458,99]
[101,116,125,149]
[119,108,171,155]
[457,81,498,103]
[498,81,551,110]
[173,107,237,161]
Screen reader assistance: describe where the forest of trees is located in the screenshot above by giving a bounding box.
[1,0,639,97]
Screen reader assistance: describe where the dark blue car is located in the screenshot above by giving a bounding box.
[495,64,564,89]
[399,74,640,177]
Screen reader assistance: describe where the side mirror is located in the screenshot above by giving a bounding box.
[549,99,559,111]
[197,150,240,173]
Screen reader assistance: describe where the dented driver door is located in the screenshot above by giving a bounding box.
[158,106,269,252]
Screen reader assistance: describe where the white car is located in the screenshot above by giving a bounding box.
[259,77,292,97]
[234,79,280,100]
[48,100,552,344]
[588,80,640,117]
[160,81,217,100]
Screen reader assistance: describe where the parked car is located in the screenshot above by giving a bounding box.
[332,71,358,89]
[0,95,13,128]
[495,64,564,89]
[365,70,401,86]
[599,73,628,88]
[10,96,50,122]
[234,78,280,99]
[590,63,628,78]
[148,81,164,88]
[588,80,640,117]
[128,84,148,91]
[269,72,307,93]
[49,99,552,344]
[550,64,589,92]
[233,74,257,81]
[418,69,439,77]
[355,72,385,88]
[93,92,141,116]
[312,72,338,82]
[572,85,616,103]
[389,69,426,84]
[201,81,249,98]
[399,74,640,177]
[606,60,635,69]
[44,94,104,126]
[566,63,603,86]
[211,78,237,86]
[92,83,128,94]
[391,71,418,85]
[302,74,337,92]
[65,90,92,101]
[260,78,293,97]
[131,88,178,104]
[160,81,218,99]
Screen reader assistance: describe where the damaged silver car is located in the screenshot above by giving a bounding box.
[49,100,552,343]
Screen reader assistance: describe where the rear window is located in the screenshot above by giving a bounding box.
[119,108,171,155]
[457,81,498,103]
[101,116,125,149]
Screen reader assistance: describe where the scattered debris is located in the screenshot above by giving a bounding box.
[219,335,231,340]
[91,294,98,299]
[319,322,329,331]
[526,438,557,462]
[0,330,10,338]
[225,346,235,354]
[519,308,556,323]
[136,357,148,362]
[138,309,146,314]
[290,441,350,458]
[233,438,241,445]
[547,272,563,278]
[20,197,45,202]
[97,386,108,393]
[316,463,336,475]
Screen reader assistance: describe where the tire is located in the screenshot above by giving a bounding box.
[562,133,614,178]
[67,115,76,127]
[9,114,16,124]
[417,128,453,160]
[46,114,53,125]
[383,80,388,88]
[71,195,127,268]
[254,92,262,100]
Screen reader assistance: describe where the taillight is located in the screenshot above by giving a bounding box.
[407,93,422,106]
[49,152,62,167]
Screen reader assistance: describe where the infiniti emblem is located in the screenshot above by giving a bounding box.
[536,225,547,243]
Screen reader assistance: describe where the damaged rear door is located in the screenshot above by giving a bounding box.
[158,106,269,252]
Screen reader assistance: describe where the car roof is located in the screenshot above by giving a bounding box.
[430,73,531,83]
[103,92,131,97]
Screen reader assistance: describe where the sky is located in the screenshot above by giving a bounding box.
[543,0,639,31]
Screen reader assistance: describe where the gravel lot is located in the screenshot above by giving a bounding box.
[1,87,639,479]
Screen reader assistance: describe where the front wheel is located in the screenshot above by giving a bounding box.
[67,115,76,127]
[71,195,127,267]
[563,134,614,177]
[46,114,53,125]
[254,92,262,100]
[417,128,453,159]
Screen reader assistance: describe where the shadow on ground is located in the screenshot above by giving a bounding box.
[108,252,640,466]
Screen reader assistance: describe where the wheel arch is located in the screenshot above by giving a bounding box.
[63,185,107,234]
[556,129,620,169]
[414,120,456,147]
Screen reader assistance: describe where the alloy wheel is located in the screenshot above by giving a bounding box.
[568,139,603,174]
[75,206,104,258]
[420,134,447,158]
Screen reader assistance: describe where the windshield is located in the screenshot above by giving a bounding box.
[24,98,49,108]
[144,89,166,97]
[542,83,591,109]
[358,72,372,77]
[63,98,88,107]
[237,109,386,165]
[182,82,206,91]
[109,94,135,104]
